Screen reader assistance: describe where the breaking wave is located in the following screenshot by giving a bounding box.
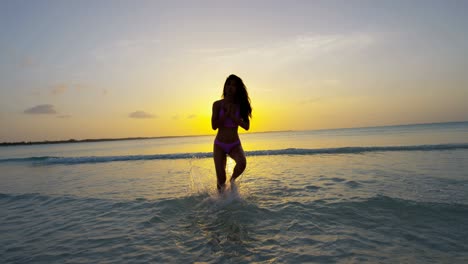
[1,143,467,165]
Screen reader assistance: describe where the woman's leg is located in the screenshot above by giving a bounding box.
[228,144,247,183]
[213,143,227,191]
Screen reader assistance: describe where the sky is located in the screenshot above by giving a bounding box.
[1,0,467,142]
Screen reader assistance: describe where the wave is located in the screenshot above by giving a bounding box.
[1,143,467,165]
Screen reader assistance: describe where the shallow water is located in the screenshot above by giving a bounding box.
[1,122,468,263]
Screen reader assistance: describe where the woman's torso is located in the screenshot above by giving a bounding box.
[215,100,240,143]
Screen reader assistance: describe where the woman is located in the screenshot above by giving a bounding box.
[211,74,252,192]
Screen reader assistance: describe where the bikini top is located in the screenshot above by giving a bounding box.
[219,101,240,128]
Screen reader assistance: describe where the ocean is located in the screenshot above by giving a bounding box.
[1,122,468,263]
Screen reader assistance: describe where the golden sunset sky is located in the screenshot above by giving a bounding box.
[1,1,467,142]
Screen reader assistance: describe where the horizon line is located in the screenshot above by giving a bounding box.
[1,120,467,146]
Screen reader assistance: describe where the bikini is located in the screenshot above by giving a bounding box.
[214,102,241,153]
[214,139,241,154]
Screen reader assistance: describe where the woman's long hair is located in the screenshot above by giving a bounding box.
[223,74,252,120]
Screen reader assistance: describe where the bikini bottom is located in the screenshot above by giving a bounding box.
[214,139,241,154]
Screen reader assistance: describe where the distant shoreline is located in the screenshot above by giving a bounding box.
[0,130,293,147]
[0,135,204,147]
[1,121,466,146]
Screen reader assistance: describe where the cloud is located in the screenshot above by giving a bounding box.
[57,115,71,119]
[51,84,68,95]
[198,33,375,65]
[129,111,156,119]
[24,104,57,114]
[172,114,180,120]
[187,114,197,119]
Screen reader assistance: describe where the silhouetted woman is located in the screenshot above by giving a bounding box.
[211,74,252,192]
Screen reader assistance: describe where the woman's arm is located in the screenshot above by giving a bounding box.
[232,115,250,131]
[211,101,226,130]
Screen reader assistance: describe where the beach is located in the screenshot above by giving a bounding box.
[1,122,468,263]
